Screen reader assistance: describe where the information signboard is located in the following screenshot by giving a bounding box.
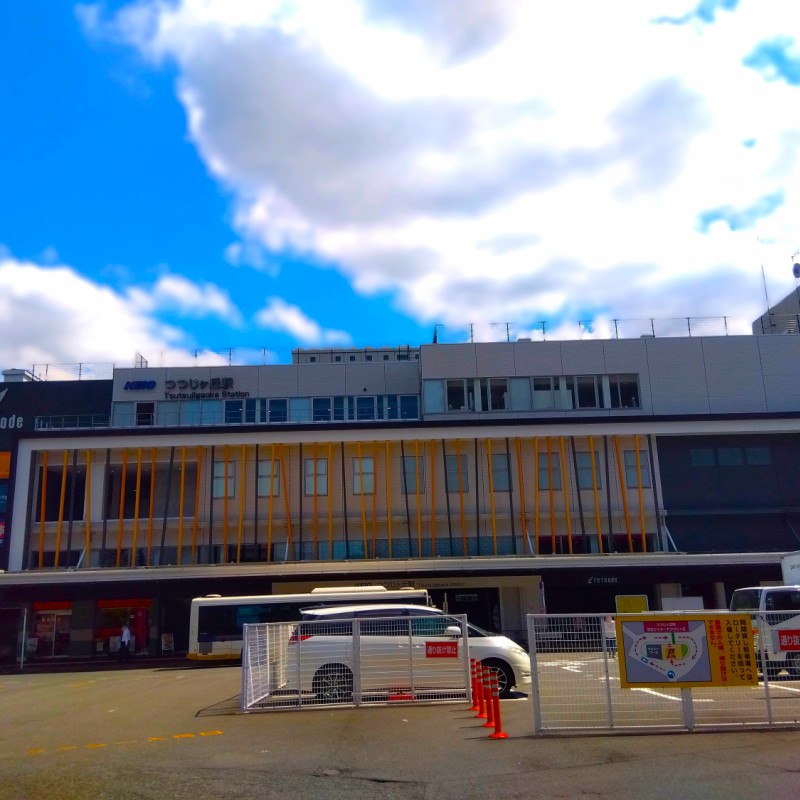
[618,614,756,689]
[615,594,649,613]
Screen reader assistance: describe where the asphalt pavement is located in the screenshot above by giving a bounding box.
[1,664,799,800]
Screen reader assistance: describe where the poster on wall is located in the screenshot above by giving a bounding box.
[618,614,757,689]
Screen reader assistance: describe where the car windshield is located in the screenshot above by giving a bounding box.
[730,589,761,612]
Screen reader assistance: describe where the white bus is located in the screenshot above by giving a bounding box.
[187,585,432,662]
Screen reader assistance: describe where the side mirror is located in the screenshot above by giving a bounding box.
[444,625,462,638]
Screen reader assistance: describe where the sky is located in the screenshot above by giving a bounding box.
[1,0,799,372]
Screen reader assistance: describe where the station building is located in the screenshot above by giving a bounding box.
[1,319,799,663]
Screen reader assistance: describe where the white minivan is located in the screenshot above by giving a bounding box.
[283,603,531,701]
[729,585,800,677]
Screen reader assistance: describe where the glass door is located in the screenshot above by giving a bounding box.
[33,611,71,658]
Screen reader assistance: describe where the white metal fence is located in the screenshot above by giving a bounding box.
[242,614,470,711]
[526,613,800,734]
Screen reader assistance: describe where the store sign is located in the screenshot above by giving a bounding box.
[0,415,23,429]
[587,576,618,585]
[124,380,157,391]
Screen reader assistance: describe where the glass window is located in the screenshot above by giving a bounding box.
[445,454,469,493]
[257,459,280,497]
[356,396,375,420]
[537,451,562,490]
[575,376,599,409]
[576,451,602,489]
[135,402,155,426]
[509,377,532,411]
[422,381,445,414]
[623,450,651,488]
[156,401,180,426]
[353,456,374,495]
[333,396,346,421]
[690,448,715,467]
[386,395,399,419]
[111,402,135,427]
[313,397,332,422]
[201,400,223,425]
[745,447,771,465]
[402,455,425,494]
[244,398,263,423]
[225,400,243,424]
[490,452,510,492]
[289,397,311,422]
[304,458,328,496]
[718,447,743,467]
[532,377,555,410]
[609,374,640,409]
[400,396,418,419]
[178,400,202,426]
[446,380,467,411]
[480,378,509,411]
[269,399,288,423]
[213,460,235,498]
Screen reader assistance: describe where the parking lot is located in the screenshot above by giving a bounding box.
[2,664,800,799]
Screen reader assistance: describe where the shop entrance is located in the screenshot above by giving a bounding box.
[429,588,500,632]
[32,609,71,658]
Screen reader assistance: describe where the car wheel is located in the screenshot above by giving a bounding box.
[312,664,353,703]
[788,653,800,678]
[481,659,513,698]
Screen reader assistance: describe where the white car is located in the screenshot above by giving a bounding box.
[282,603,531,702]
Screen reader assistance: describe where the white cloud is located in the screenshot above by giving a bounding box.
[93,0,800,335]
[129,272,244,325]
[255,297,352,346]
[0,257,231,369]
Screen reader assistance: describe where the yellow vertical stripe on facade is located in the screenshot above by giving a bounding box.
[178,447,187,564]
[132,448,143,566]
[533,438,539,554]
[487,439,497,555]
[222,445,230,556]
[588,436,603,553]
[84,449,92,564]
[455,439,466,554]
[116,449,128,568]
[635,434,647,552]
[237,444,246,563]
[385,441,393,557]
[371,441,378,557]
[429,439,436,557]
[147,448,157,565]
[357,441,367,555]
[546,439,556,551]
[559,437,573,555]
[613,435,633,552]
[279,444,293,553]
[191,446,202,564]
[312,442,319,558]
[54,450,69,568]
[267,444,276,561]
[38,451,48,568]
[413,440,422,556]
[514,439,529,553]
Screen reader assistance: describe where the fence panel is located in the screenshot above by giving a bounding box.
[242,614,470,711]
[527,613,800,734]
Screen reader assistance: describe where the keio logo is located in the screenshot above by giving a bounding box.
[124,380,157,391]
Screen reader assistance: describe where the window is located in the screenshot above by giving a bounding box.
[746,447,771,465]
[257,459,280,497]
[135,402,154,426]
[213,460,235,498]
[304,458,328,496]
[446,380,468,411]
[537,451,562,490]
[289,397,311,422]
[225,399,244,424]
[532,377,556,410]
[334,355,341,362]
[445,454,469,493]
[574,376,600,409]
[399,396,418,419]
[480,378,509,411]
[690,448,715,467]
[313,397,332,422]
[269,399,288,423]
[244,398,263,423]
[423,381,445,413]
[356,396,375,420]
[717,447,743,467]
[353,456,374,495]
[402,455,425,494]
[490,452,510,492]
[609,374,640,408]
[576,451,602,489]
[623,450,651,488]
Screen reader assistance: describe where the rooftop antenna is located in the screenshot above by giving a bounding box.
[761,264,771,311]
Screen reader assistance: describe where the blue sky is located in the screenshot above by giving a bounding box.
[1,0,799,371]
